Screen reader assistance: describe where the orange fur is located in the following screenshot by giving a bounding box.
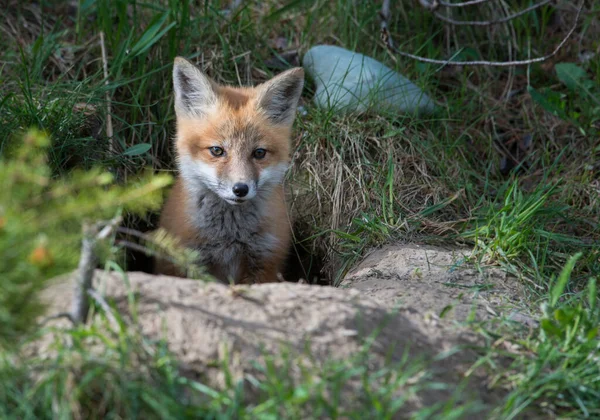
[155,58,303,283]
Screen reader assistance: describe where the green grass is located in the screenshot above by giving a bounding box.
[477,254,600,419]
[0,278,480,419]
[1,0,599,418]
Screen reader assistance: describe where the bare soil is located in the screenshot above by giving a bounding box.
[38,243,534,416]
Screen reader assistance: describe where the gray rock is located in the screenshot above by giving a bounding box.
[302,45,436,115]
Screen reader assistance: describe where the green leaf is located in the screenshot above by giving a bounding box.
[293,386,309,401]
[550,252,582,307]
[586,327,598,341]
[333,230,361,242]
[123,143,152,156]
[540,319,562,338]
[555,63,588,91]
[185,380,221,399]
[80,0,96,13]
[528,86,568,121]
[554,308,575,325]
[129,13,176,58]
[588,277,597,313]
[382,128,406,138]
[266,0,316,20]
[439,305,453,319]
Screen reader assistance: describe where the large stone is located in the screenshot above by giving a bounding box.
[302,45,436,115]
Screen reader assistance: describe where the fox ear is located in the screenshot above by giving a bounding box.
[255,68,304,126]
[172,57,218,118]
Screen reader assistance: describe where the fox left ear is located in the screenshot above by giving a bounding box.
[172,57,218,118]
[255,68,304,126]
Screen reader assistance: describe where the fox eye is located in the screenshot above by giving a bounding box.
[253,148,267,159]
[209,146,225,157]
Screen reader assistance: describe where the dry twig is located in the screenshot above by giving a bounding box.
[438,0,493,8]
[100,32,113,153]
[70,217,122,324]
[432,0,552,26]
[116,239,158,257]
[381,0,583,67]
[70,222,99,324]
[117,226,155,242]
[88,289,121,330]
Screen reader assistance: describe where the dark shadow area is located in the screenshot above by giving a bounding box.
[119,213,329,285]
[118,212,160,274]
[283,228,328,285]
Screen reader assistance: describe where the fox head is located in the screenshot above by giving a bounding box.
[172,57,304,206]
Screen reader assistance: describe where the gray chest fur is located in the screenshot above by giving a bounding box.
[186,187,278,281]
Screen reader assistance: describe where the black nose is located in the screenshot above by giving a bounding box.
[232,183,249,197]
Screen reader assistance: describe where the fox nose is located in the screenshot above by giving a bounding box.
[232,183,249,197]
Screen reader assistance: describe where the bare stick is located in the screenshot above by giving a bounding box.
[379,0,394,50]
[70,223,98,324]
[88,289,120,330]
[438,0,494,8]
[116,239,159,257]
[99,32,113,153]
[418,0,440,11]
[382,0,583,67]
[117,226,156,242]
[70,217,122,324]
[98,216,122,240]
[432,0,552,26]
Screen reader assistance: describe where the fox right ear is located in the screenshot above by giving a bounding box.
[255,68,304,126]
[172,57,218,118]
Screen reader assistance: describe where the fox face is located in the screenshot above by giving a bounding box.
[172,57,304,205]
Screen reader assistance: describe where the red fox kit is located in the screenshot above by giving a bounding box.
[156,57,304,283]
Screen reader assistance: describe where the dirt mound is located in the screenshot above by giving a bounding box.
[342,243,530,324]
[39,244,530,415]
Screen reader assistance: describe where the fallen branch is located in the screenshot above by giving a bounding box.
[70,223,98,324]
[438,0,493,8]
[116,226,156,242]
[70,217,122,324]
[116,239,158,257]
[382,0,583,67]
[88,289,120,330]
[432,0,552,26]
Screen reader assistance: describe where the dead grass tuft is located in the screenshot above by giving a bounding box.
[288,113,467,281]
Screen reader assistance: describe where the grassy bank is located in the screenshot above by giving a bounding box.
[1,0,599,417]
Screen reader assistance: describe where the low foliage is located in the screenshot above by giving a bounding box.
[475,253,600,418]
[0,129,171,346]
